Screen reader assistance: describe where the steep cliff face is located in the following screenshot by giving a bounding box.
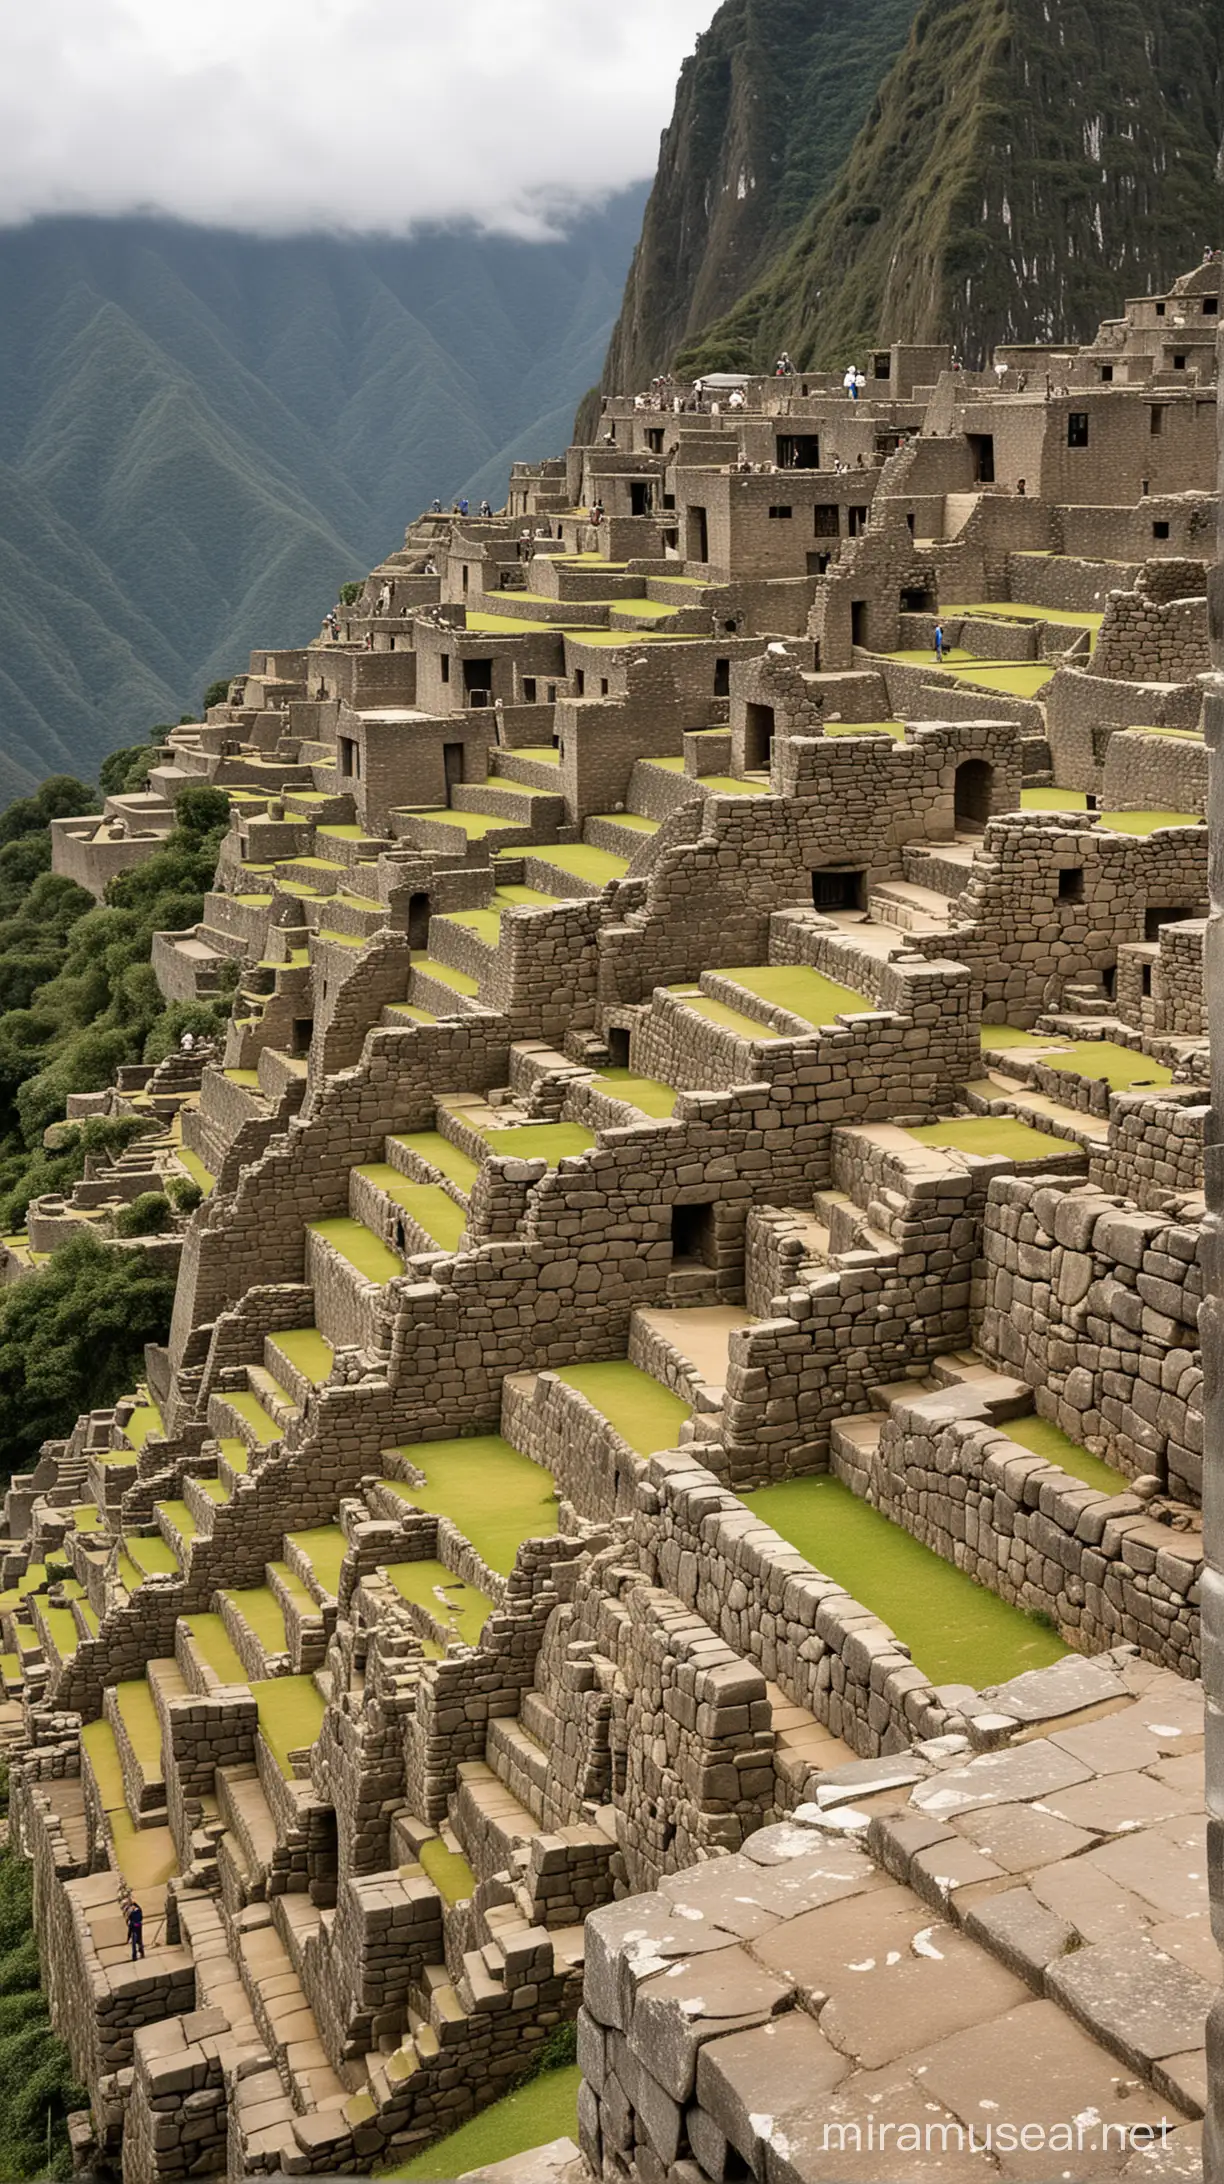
[677,0,1224,373]
[586,0,918,410]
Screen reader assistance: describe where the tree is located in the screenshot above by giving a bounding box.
[0,1770,84,2181]
[0,1234,178,1477]
[338,581,364,605]
[202,678,235,713]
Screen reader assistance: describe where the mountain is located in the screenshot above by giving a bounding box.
[582,0,919,420]
[585,0,1224,404]
[0,197,645,801]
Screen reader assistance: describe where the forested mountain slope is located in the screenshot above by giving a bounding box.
[0,196,644,798]
[584,0,1223,405]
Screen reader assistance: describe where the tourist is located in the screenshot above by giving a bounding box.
[728,386,746,410]
[934,622,945,663]
[126,1900,145,1961]
[180,1031,195,1053]
[479,500,493,518]
[855,370,867,398]
[430,498,442,514]
[844,367,859,401]
[459,498,469,517]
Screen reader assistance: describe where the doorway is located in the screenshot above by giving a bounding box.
[745,703,775,771]
[408,893,430,949]
[954,759,994,830]
[443,743,465,796]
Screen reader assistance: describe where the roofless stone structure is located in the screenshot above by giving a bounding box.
[1,260,1221,2181]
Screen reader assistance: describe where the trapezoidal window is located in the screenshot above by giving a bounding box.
[954,758,993,830]
[408,893,430,949]
[814,505,840,538]
[607,1026,631,1069]
[671,1200,714,1263]
[744,702,775,771]
[850,600,869,646]
[687,506,709,561]
[768,505,793,520]
[714,657,731,697]
[1058,867,1085,903]
[1145,904,1203,939]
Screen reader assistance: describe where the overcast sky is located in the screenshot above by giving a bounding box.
[2,1,720,237]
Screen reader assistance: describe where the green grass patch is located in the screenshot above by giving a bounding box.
[286,1527,347,1598]
[823,721,906,741]
[122,1533,179,1577]
[530,845,629,884]
[251,1675,325,1776]
[156,1499,197,1541]
[980,1025,1063,1050]
[221,1585,287,1656]
[701,774,769,794]
[357,1166,468,1251]
[40,1605,81,1662]
[414,811,519,839]
[114,1679,163,1771]
[411,956,480,994]
[223,1389,281,1444]
[555,1361,690,1456]
[643,756,686,772]
[389,1132,479,1193]
[387,2065,581,2179]
[176,1147,216,1196]
[907,1117,1080,1163]
[745,1475,1067,1686]
[385,1002,437,1024]
[482,1123,596,1166]
[591,811,659,830]
[383,1436,557,1574]
[309,1216,402,1283]
[947,662,1055,698]
[81,1717,126,1811]
[418,1837,477,1904]
[493,885,562,906]
[1002,1416,1128,1496]
[1038,1041,1172,1091]
[592,1071,678,1117]
[680,995,782,1040]
[185,1614,248,1685]
[512,747,560,764]
[1099,810,1200,835]
[122,1401,164,1451]
[110,1813,179,1890]
[274,1328,334,1385]
[944,602,1103,631]
[1019,787,1089,811]
[385,1560,492,1647]
[440,909,501,945]
[716,964,870,1025]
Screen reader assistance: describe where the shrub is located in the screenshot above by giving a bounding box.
[165,1176,202,1214]
[0,1233,178,1475]
[202,678,235,712]
[113,1191,173,1238]
[338,581,364,605]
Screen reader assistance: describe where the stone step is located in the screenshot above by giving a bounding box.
[246,1364,300,1433]
[208,1387,284,1456]
[451,782,566,832]
[406,958,482,1016]
[219,1584,290,1680]
[264,1329,334,1407]
[866,879,957,933]
[452,1761,540,1884]
[485,1717,548,1822]
[489,748,563,792]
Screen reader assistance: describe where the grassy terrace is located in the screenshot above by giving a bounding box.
[221,1584,288,1655]
[745,1476,1067,1686]
[418,1836,477,1905]
[1099,810,1200,835]
[252,1675,325,1777]
[224,1390,281,1444]
[908,1116,1079,1163]
[554,1361,691,1456]
[678,993,782,1040]
[716,964,870,1025]
[481,1122,596,1166]
[1003,1415,1128,1496]
[115,1679,163,1770]
[390,1131,480,1193]
[185,1613,247,1684]
[386,1560,492,1647]
[286,1526,347,1597]
[275,1329,335,1384]
[530,844,628,884]
[357,1165,468,1252]
[383,1436,557,1574]
[391,2067,581,2179]
[944,601,1103,633]
[984,1037,1172,1091]
[824,720,906,740]
[309,1215,402,1283]
[122,1534,179,1579]
[410,955,480,995]
[123,1400,164,1451]
[592,1070,678,1117]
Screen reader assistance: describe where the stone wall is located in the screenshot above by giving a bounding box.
[979,1175,1203,1500]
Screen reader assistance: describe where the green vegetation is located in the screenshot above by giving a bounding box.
[1099,810,1200,835]
[389,1133,480,1193]
[1020,788,1089,812]
[529,845,628,885]
[356,1167,468,1252]
[670,0,1224,377]
[389,2064,581,2180]
[907,1116,1079,1163]
[251,1676,326,1777]
[309,1216,403,1284]
[681,994,782,1040]
[0,1235,179,1477]
[274,1329,334,1386]
[592,1070,678,1117]
[384,1437,558,1574]
[746,1476,1068,1683]
[1003,1415,1127,1495]
[0,1112,155,1236]
[482,1123,596,1166]
[112,1191,174,1238]
[715,964,869,1025]
[555,1361,691,1455]
[338,583,365,606]
[385,1560,493,1647]
[1038,1042,1172,1092]
[0,1768,85,2180]
[0,784,231,1226]
[417,1837,477,1905]
[1,205,645,794]
[185,1614,248,1685]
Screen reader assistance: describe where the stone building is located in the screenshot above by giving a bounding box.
[4,261,1220,2181]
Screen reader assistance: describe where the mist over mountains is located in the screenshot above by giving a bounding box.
[0,196,645,799]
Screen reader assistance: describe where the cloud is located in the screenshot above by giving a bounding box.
[0,0,719,237]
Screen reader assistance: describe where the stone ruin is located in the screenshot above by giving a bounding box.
[0,260,1220,2181]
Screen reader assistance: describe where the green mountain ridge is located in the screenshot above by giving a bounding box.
[0,200,645,799]
[587,0,1224,400]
